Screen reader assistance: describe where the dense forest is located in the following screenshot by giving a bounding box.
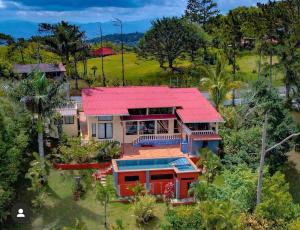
[0,0,300,229]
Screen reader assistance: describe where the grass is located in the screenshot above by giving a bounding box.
[74,52,285,90]
[236,54,283,87]
[77,53,191,86]
[10,170,167,230]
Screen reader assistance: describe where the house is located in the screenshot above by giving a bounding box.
[13,63,66,81]
[56,86,224,200]
[81,86,224,155]
[92,47,115,57]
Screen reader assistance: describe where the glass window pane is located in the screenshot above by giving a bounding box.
[139,121,155,135]
[126,121,138,135]
[64,116,74,124]
[92,123,96,137]
[98,116,113,121]
[157,120,169,134]
[106,123,113,139]
[128,108,147,115]
[149,107,173,115]
[98,123,105,139]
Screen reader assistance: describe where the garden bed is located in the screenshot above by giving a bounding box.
[53,162,111,170]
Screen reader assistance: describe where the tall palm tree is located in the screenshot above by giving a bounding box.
[200,53,240,111]
[12,71,66,178]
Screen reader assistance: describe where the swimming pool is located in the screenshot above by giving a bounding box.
[116,157,196,172]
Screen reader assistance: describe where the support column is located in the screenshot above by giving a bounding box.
[146,171,150,193]
[175,179,180,199]
[216,123,219,134]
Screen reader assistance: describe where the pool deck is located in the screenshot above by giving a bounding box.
[121,144,184,159]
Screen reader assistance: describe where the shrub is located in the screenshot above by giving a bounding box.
[132,195,156,224]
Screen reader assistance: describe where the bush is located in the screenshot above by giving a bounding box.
[132,195,156,224]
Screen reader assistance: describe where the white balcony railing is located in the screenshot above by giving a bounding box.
[133,134,181,145]
[181,124,216,136]
[191,130,215,135]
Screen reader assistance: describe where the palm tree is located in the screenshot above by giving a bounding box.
[200,53,240,111]
[12,71,66,178]
[198,148,221,184]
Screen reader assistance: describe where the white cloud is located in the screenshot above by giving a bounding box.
[13,1,186,23]
[0,0,5,9]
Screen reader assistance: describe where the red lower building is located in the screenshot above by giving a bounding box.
[112,156,200,199]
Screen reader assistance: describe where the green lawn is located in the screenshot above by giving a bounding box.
[77,53,190,86]
[11,170,167,230]
[74,52,284,90]
[236,54,283,87]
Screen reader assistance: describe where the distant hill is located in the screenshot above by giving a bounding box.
[0,20,151,39]
[88,32,144,46]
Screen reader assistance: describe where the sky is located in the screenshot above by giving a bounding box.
[0,0,268,23]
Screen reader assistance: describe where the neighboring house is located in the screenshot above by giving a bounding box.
[13,63,66,81]
[81,86,224,155]
[92,47,115,57]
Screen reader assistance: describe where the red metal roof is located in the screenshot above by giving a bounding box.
[93,47,115,57]
[82,87,224,123]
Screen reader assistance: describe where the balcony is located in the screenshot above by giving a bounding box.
[182,124,221,141]
[133,134,181,147]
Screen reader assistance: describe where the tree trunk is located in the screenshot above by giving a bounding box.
[286,82,291,100]
[38,131,46,180]
[232,49,237,106]
[74,59,79,90]
[269,52,273,88]
[168,58,174,71]
[20,49,25,64]
[101,56,106,87]
[104,195,108,229]
[258,51,262,80]
[256,113,268,205]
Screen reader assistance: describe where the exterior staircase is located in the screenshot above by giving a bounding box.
[93,165,113,182]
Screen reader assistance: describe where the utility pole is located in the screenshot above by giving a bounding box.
[99,23,106,86]
[113,18,125,86]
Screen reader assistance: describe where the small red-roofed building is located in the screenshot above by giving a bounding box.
[93,47,115,57]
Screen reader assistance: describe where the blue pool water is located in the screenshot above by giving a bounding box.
[116,157,196,172]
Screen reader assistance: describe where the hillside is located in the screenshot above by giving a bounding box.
[88,32,144,46]
[76,52,284,88]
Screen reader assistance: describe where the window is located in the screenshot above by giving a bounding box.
[139,121,155,134]
[182,178,194,181]
[128,108,147,115]
[126,121,138,135]
[64,116,74,124]
[98,123,113,139]
[98,116,113,121]
[202,141,208,148]
[92,123,96,137]
[187,123,209,131]
[151,174,173,180]
[157,120,169,134]
[149,107,173,115]
[125,176,139,182]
